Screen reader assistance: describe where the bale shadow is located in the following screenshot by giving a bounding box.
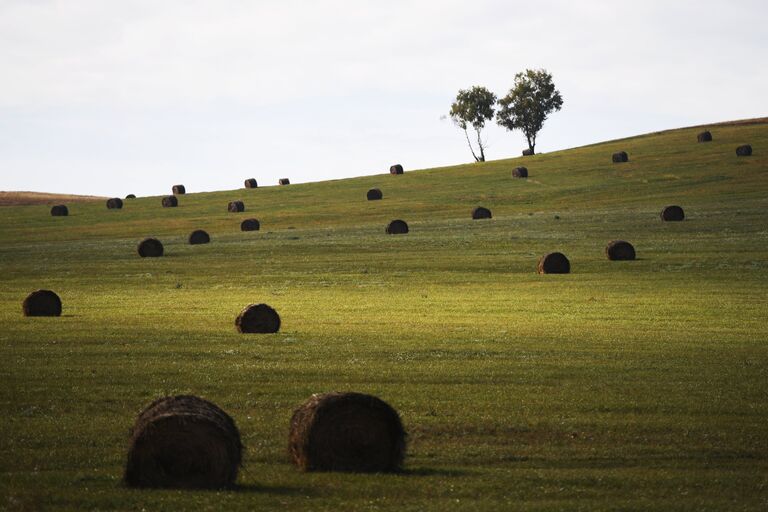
[403,467,470,477]
[234,484,317,496]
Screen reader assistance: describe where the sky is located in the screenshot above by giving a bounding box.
[1,0,766,197]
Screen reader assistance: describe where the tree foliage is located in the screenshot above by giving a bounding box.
[449,86,497,162]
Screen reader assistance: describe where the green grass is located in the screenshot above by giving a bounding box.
[1,122,767,511]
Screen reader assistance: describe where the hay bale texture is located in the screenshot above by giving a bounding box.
[124,395,242,489]
[522,148,534,156]
[189,230,210,245]
[697,131,712,143]
[235,303,280,333]
[367,188,383,200]
[162,196,178,208]
[228,201,245,213]
[138,238,164,257]
[537,252,570,274]
[512,166,528,178]
[172,185,186,195]
[472,207,492,219]
[22,289,62,317]
[50,205,68,216]
[126,194,137,199]
[736,144,753,156]
[605,240,636,260]
[385,220,409,234]
[288,392,406,473]
[660,205,685,221]
[240,219,260,231]
[612,151,629,163]
[279,178,290,185]
[244,178,258,188]
[389,164,404,175]
[106,198,123,209]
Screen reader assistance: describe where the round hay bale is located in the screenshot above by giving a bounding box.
[189,230,210,245]
[472,206,492,219]
[697,131,712,143]
[138,238,164,257]
[124,395,242,489]
[162,196,178,208]
[612,151,629,163]
[50,205,68,216]
[235,303,280,333]
[125,194,137,199]
[22,289,62,317]
[228,201,245,213]
[106,198,124,209]
[389,164,404,175]
[366,188,383,200]
[244,178,258,189]
[537,252,570,274]
[172,185,186,195]
[240,218,260,231]
[522,148,534,156]
[512,166,528,178]
[385,220,409,234]
[660,205,685,221]
[288,392,406,473]
[605,240,636,261]
[736,144,752,156]
[279,178,290,185]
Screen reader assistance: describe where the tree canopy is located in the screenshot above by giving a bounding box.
[449,86,497,162]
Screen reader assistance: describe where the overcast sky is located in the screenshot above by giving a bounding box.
[1,0,766,197]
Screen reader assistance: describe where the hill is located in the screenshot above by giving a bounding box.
[0,191,106,207]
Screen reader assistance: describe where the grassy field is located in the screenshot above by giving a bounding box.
[1,121,767,511]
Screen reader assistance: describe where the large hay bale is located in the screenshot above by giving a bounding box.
[240,219,260,231]
[288,392,406,473]
[612,151,629,163]
[385,219,409,234]
[660,205,685,221]
[162,196,178,208]
[138,238,164,257]
[106,198,124,209]
[472,206,492,219]
[279,178,290,185]
[22,289,62,317]
[172,185,186,195]
[512,166,528,178]
[244,178,258,189]
[235,303,280,333]
[228,201,245,213]
[522,148,534,156]
[389,164,404,175]
[126,194,137,199]
[189,230,210,245]
[124,395,242,489]
[367,188,383,200]
[50,205,68,216]
[537,252,570,274]
[697,131,712,143]
[605,240,636,260]
[736,144,753,156]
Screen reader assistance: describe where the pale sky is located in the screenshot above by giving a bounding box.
[1,0,766,197]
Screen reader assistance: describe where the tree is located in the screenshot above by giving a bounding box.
[496,69,563,155]
[449,86,497,162]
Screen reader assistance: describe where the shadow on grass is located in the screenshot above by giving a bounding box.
[403,467,471,477]
[234,484,317,496]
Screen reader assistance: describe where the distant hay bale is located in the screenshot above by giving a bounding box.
[512,166,528,178]
[605,240,636,260]
[22,289,62,317]
[235,303,280,333]
[612,151,629,163]
[138,238,164,257]
[367,188,383,200]
[189,230,210,245]
[124,395,242,489]
[385,219,409,234]
[736,144,753,156]
[228,201,245,213]
[660,205,685,221]
[106,198,124,209]
[389,164,404,175]
[240,218,260,231]
[522,148,534,156]
[697,131,712,143]
[50,205,68,216]
[288,392,406,473]
[172,185,186,195]
[244,178,258,189]
[537,252,570,274]
[125,194,137,199]
[279,178,290,185]
[472,206,492,219]
[162,196,178,208]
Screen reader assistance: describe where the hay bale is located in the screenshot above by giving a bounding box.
[605,240,636,260]
[240,219,260,231]
[106,198,124,209]
[660,205,685,222]
[522,148,534,156]
[697,131,712,143]
[288,392,406,473]
[162,196,178,208]
[537,252,570,274]
[736,144,752,156]
[612,151,629,163]
[472,206,492,219]
[279,178,290,185]
[124,395,242,489]
[189,230,210,245]
[367,188,383,200]
[385,219,409,234]
[228,201,245,213]
[244,178,258,189]
[22,289,62,317]
[138,238,164,257]
[50,205,68,216]
[126,194,137,199]
[389,164,404,175]
[172,185,186,195]
[235,303,280,333]
[512,166,528,178]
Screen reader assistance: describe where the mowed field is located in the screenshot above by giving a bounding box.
[1,121,767,511]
